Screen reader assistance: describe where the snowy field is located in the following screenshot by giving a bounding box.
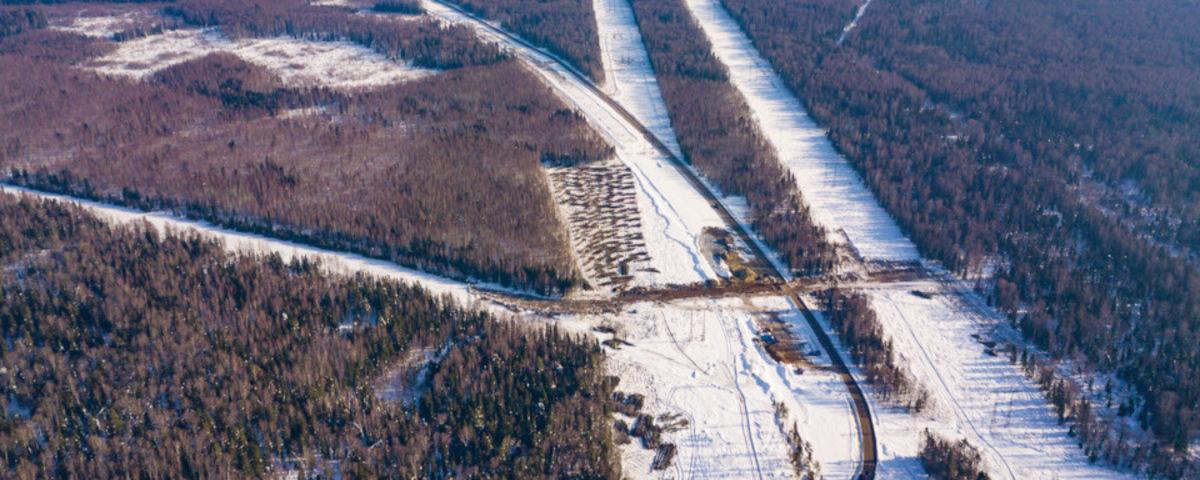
[862,285,1132,479]
[84,26,437,90]
[561,296,861,479]
[0,185,482,309]
[424,0,727,288]
[684,0,919,263]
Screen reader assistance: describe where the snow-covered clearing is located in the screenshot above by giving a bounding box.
[86,27,437,90]
[861,285,1131,479]
[0,185,481,309]
[685,0,919,264]
[50,11,155,39]
[562,296,861,479]
[424,0,726,288]
[592,0,684,160]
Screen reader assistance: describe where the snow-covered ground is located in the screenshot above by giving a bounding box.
[0,185,481,309]
[562,296,861,479]
[862,285,1131,479]
[684,0,919,264]
[424,0,725,288]
[85,27,437,90]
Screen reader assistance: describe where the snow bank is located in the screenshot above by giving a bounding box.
[685,0,920,263]
[86,28,437,90]
[424,0,725,288]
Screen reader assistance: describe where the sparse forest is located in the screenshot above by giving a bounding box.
[818,289,927,410]
[722,0,1200,466]
[0,4,613,294]
[448,0,605,83]
[628,0,833,276]
[0,193,618,478]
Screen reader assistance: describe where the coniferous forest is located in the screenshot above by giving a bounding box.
[0,193,618,478]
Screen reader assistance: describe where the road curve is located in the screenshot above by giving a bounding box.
[426,2,878,477]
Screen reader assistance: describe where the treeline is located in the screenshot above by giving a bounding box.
[373,0,422,15]
[628,0,833,277]
[450,0,604,83]
[720,0,1200,462]
[0,193,618,478]
[0,7,45,38]
[166,0,505,68]
[918,430,990,480]
[818,289,928,411]
[0,28,611,294]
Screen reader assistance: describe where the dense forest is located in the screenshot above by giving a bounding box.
[721,0,1200,465]
[447,0,604,83]
[628,0,833,277]
[0,193,618,478]
[0,3,614,295]
[919,431,990,480]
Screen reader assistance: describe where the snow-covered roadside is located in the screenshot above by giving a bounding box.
[85,27,437,90]
[560,296,861,479]
[684,0,919,264]
[0,185,481,309]
[423,0,724,288]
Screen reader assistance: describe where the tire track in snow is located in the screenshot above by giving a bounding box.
[877,295,1018,480]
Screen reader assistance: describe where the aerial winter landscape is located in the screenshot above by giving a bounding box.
[1,0,1197,479]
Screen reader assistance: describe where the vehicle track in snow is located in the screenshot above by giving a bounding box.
[878,297,1018,480]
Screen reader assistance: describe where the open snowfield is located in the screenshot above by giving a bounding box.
[562,296,861,479]
[0,185,482,309]
[423,0,726,289]
[84,27,437,90]
[859,285,1132,479]
[684,0,919,264]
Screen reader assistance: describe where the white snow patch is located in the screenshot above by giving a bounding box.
[87,28,437,90]
[424,0,724,288]
[685,0,920,263]
[50,12,152,39]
